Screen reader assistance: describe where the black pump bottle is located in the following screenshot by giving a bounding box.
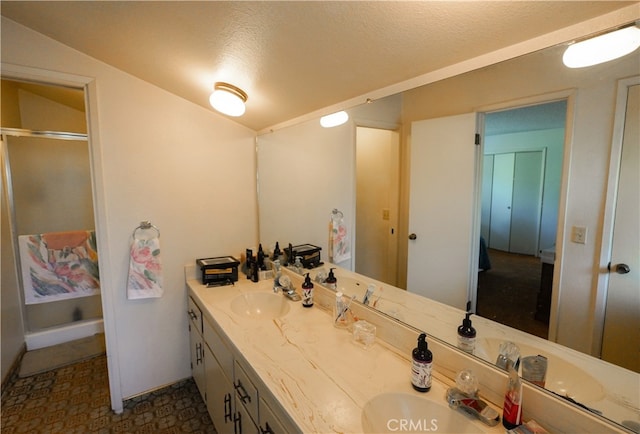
[411,333,433,392]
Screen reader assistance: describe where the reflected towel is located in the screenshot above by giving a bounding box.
[127,236,163,300]
[329,216,351,263]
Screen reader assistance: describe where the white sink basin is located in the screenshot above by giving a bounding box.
[230,292,290,319]
[361,392,480,434]
[476,338,605,404]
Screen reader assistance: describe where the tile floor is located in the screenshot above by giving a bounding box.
[1,354,216,433]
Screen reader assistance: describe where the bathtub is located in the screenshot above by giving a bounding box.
[25,318,104,350]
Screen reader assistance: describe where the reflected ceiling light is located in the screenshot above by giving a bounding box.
[563,26,640,68]
[320,111,349,128]
[209,82,247,117]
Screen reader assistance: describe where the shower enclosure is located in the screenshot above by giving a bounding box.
[1,79,103,350]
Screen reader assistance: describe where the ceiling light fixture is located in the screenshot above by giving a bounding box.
[320,111,349,128]
[209,82,248,117]
[563,26,640,68]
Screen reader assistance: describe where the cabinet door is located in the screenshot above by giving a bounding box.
[205,345,235,433]
[236,395,259,434]
[189,323,205,400]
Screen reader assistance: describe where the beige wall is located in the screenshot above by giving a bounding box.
[1,17,258,407]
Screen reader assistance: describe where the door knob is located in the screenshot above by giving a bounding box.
[616,263,631,274]
[409,233,417,240]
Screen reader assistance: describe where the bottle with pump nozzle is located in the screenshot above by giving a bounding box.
[411,333,433,392]
[272,242,282,261]
[325,268,337,290]
[457,301,476,354]
[257,244,266,271]
[302,273,314,307]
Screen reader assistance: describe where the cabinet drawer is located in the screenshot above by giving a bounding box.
[204,317,233,380]
[258,396,286,434]
[234,360,259,425]
[187,296,203,333]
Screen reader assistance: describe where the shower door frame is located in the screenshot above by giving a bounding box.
[1,128,91,331]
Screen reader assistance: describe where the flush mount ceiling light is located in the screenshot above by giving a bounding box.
[209,82,248,117]
[320,111,349,128]
[563,26,640,68]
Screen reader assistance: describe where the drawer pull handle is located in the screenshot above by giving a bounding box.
[188,309,198,321]
[234,380,251,404]
[260,422,275,434]
[195,343,203,364]
[234,411,242,434]
[224,393,233,422]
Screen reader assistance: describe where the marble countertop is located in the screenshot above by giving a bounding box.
[187,275,506,433]
[313,264,640,427]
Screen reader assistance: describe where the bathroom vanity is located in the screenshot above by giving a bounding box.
[186,264,628,433]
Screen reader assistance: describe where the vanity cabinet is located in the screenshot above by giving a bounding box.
[187,297,205,400]
[188,294,295,433]
[203,314,236,433]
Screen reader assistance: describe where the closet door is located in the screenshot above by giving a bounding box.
[510,151,544,255]
[489,153,514,251]
[480,155,494,242]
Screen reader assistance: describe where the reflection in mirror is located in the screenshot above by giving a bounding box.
[257,24,640,430]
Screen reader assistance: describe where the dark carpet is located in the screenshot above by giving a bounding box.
[477,248,549,339]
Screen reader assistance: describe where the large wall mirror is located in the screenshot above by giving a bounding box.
[257,22,639,430]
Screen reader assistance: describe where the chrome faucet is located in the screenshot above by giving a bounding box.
[446,370,500,427]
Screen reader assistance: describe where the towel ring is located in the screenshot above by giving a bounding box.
[133,221,160,239]
[331,208,344,221]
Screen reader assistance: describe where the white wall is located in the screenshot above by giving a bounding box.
[1,17,258,406]
[257,117,354,269]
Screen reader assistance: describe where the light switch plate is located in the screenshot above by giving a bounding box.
[571,225,587,244]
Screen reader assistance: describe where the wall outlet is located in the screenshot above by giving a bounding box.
[571,225,587,244]
[382,208,390,220]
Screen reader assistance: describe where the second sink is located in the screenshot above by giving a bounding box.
[361,392,481,433]
[230,292,291,319]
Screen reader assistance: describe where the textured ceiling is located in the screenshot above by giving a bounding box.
[1,1,636,131]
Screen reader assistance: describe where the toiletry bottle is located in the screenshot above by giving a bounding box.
[243,248,253,277]
[411,333,432,392]
[272,242,282,261]
[325,268,337,290]
[334,291,351,328]
[302,273,314,308]
[457,301,476,354]
[250,259,259,283]
[362,284,375,305]
[257,244,266,270]
[502,363,523,429]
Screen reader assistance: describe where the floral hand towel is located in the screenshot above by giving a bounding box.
[127,236,163,299]
[329,216,351,264]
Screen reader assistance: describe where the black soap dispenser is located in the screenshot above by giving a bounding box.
[302,273,314,308]
[411,333,433,392]
[272,242,282,261]
[457,301,477,354]
[325,268,337,290]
